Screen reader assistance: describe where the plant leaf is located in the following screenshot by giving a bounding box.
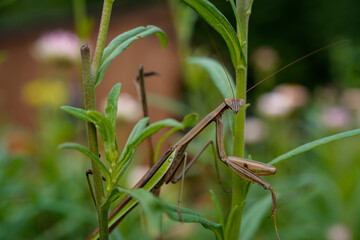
[153,113,198,163]
[105,83,121,129]
[189,57,235,98]
[96,25,168,86]
[268,128,360,165]
[239,196,272,240]
[115,119,183,179]
[181,112,199,128]
[181,0,245,68]
[60,106,93,122]
[87,111,119,164]
[58,143,110,180]
[126,117,149,143]
[116,188,224,239]
[209,189,225,228]
[224,204,239,240]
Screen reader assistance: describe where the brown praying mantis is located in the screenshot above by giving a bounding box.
[88,97,279,240]
[87,41,345,240]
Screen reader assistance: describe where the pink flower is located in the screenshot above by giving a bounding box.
[31,30,80,63]
[321,106,350,129]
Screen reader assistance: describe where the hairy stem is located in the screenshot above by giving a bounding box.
[230,0,252,239]
[81,45,109,240]
[92,0,114,76]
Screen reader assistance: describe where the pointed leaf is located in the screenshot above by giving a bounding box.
[209,189,225,228]
[115,119,183,178]
[153,113,198,162]
[58,143,110,179]
[87,111,119,164]
[224,204,239,240]
[126,117,149,143]
[181,0,245,68]
[189,57,235,98]
[105,83,121,129]
[61,106,92,122]
[239,196,272,240]
[117,188,224,239]
[181,112,199,128]
[112,118,149,180]
[269,128,360,165]
[96,26,168,86]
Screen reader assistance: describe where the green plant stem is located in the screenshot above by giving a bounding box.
[81,45,109,240]
[92,0,114,75]
[230,0,252,239]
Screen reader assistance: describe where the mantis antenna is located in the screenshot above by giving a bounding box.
[239,40,350,98]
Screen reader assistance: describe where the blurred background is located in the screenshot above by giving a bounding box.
[0,0,359,239]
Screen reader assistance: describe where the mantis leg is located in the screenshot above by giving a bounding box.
[225,160,280,240]
[85,170,108,207]
[170,140,231,193]
[215,115,280,240]
[177,152,187,222]
[86,170,97,207]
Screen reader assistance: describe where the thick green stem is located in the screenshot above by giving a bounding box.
[230,0,252,239]
[81,2,114,239]
[81,45,109,240]
[92,0,114,76]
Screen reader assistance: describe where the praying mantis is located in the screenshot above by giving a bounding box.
[87,40,345,240]
[88,95,279,240]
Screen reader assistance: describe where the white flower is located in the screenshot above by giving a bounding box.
[102,93,142,122]
[326,223,352,240]
[127,166,149,187]
[275,84,308,108]
[321,106,350,129]
[31,30,80,63]
[245,117,266,144]
[257,92,292,117]
[257,84,308,118]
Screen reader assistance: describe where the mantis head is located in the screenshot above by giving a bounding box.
[225,98,245,115]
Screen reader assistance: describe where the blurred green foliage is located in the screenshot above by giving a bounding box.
[0,0,359,239]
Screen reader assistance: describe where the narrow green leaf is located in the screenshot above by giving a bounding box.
[228,0,242,42]
[209,189,225,228]
[105,83,121,129]
[117,188,224,239]
[181,0,245,68]
[87,111,119,164]
[115,119,183,179]
[153,113,198,162]
[112,118,149,180]
[61,106,92,122]
[181,112,199,128]
[126,117,149,143]
[268,128,360,165]
[189,57,235,98]
[58,143,110,179]
[239,196,272,240]
[224,204,239,240]
[96,25,168,86]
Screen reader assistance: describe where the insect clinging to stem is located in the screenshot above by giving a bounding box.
[87,39,347,240]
